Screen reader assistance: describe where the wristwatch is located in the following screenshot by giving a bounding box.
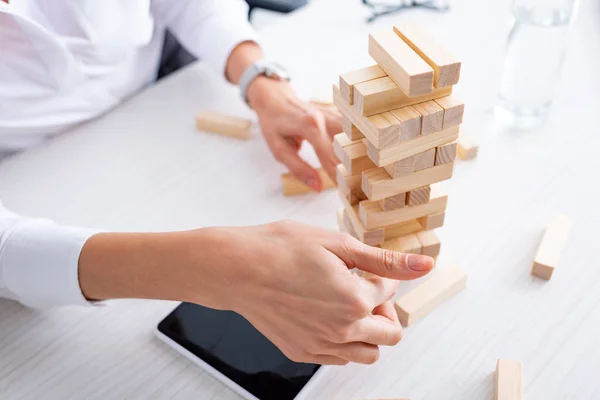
[239,60,290,105]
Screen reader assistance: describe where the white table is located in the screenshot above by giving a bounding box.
[1,0,599,399]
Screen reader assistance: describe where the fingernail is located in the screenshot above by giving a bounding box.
[307,178,321,192]
[407,254,434,271]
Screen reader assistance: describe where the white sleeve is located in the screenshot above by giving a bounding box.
[150,0,260,77]
[0,204,100,308]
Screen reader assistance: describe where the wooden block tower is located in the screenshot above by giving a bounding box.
[335,24,463,263]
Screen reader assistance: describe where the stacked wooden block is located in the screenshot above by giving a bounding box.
[335,24,463,264]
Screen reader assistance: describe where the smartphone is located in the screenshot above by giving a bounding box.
[155,303,328,400]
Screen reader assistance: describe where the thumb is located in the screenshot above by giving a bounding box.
[333,236,434,280]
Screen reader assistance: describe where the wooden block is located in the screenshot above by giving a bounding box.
[362,162,454,201]
[359,185,448,229]
[457,132,478,160]
[495,359,523,400]
[393,24,461,88]
[383,155,415,179]
[333,132,352,161]
[413,148,436,171]
[366,125,460,167]
[418,212,445,230]
[195,111,251,139]
[339,64,387,105]
[336,164,367,205]
[434,96,464,128]
[412,101,444,135]
[379,192,406,211]
[369,29,434,97]
[366,111,402,149]
[384,219,425,242]
[531,214,572,280]
[435,141,458,166]
[340,194,385,245]
[394,264,467,326]
[416,230,441,257]
[380,233,422,254]
[407,186,431,206]
[337,208,348,233]
[354,76,452,116]
[341,142,377,176]
[281,168,335,196]
[390,106,422,142]
[342,117,365,141]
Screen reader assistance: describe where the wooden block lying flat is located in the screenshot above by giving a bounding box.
[333,85,386,147]
[359,185,448,229]
[394,264,467,326]
[418,211,445,230]
[384,219,426,242]
[366,125,460,167]
[393,24,461,88]
[413,148,436,171]
[339,64,387,105]
[495,359,523,400]
[336,164,367,205]
[340,195,384,246]
[340,141,377,176]
[434,96,464,128]
[416,230,441,257]
[362,162,454,201]
[342,117,365,141]
[380,233,422,254]
[384,155,415,178]
[195,111,252,139]
[435,141,457,166]
[412,101,444,135]
[369,29,434,97]
[407,186,431,206]
[354,76,452,116]
[531,213,572,280]
[379,192,406,211]
[457,132,478,160]
[367,111,402,149]
[390,106,422,142]
[281,168,335,196]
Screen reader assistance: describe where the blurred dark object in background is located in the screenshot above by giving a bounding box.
[246,0,309,20]
[362,0,450,22]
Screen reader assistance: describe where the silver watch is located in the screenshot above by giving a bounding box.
[239,60,290,105]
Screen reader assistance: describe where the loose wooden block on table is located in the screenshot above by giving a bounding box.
[366,125,460,166]
[353,76,452,116]
[384,155,415,179]
[435,141,458,166]
[195,111,252,139]
[393,24,461,88]
[413,148,436,171]
[407,185,431,206]
[379,192,406,211]
[342,117,365,141]
[394,264,467,326]
[416,229,441,257]
[339,64,386,104]
[531,213,572,280]
[495,359,523,400]
[369,29,434,97]
[412,100,444,135]
[457,132,478,160]
[380,233,422,254]
[281,168,335,196]
[434,95,464,128]
[362,161,454,201]
[359,185,448,229]
[418,211,445,230]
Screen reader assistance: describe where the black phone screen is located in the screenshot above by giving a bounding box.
[157,303,321,400]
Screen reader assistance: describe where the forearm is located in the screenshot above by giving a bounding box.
[225,41,264,84]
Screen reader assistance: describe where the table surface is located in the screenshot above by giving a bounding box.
[1,0,599,399]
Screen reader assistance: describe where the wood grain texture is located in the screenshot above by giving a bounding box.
[340,193,384,245]
[435,141,458,166]
[416,229,441,257]
[393,24,461,88]
[418,211,446,230]
[379,192,406,211]
[366,125,460,166]
[368,111,402,148]
[354,76,452,116]
[531,214,573,280]
[195,111,252,139]
[362,162,453,201]
[390,106,422,142]
[339,64,387,105]
[341,141,377,176]
[369,29,434,96]
[407,186,431,206]
[380,233,422,254]
[457,132,478,160]
[495,359,523,400]
[395,264,467,326]
[383,155,415,179]
[413,148,436,171]
[434,96,465,128]
[337,164,367,205]
[342,116,365,141]
[281,168,335,196]
[412,101,444,135]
